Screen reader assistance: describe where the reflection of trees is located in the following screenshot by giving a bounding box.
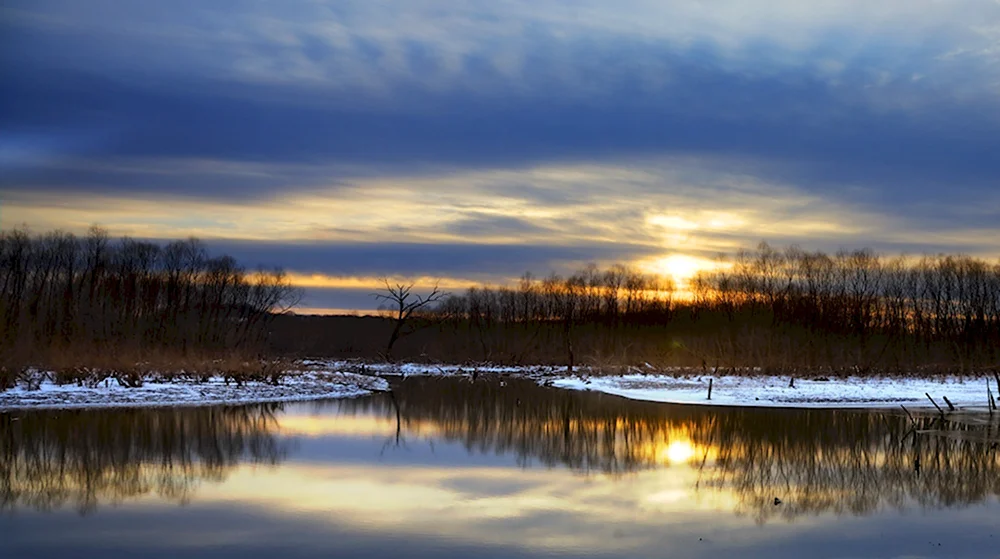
[707,412,1000,523]
[7,379,996,523]
[0,404,286,514]
[339,377,1000,523]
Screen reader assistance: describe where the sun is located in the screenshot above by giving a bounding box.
[640,254,716,288]
[658,255,703,282]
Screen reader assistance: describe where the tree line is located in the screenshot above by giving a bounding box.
[437,264,675,326]
[13,223,993,377]
[423,265,674,367]
[0,227,299,381]
[376,242,1000,374]
[691,243,1000,373]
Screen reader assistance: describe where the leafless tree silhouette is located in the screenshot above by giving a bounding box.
[372,278,448,358]
[0,227,301,387]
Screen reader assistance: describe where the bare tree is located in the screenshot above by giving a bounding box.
[372,279,448,359]
[0,227,298,374]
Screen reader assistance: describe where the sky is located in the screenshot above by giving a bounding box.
[2,1,1000,312]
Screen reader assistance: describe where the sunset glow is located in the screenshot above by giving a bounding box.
[640,254,729,289]
[3,1,999,312]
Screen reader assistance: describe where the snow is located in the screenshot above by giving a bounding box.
[0,371,388,411]
[305,361,558,376]
[3,358,995,411]
[549,373,998,410]
[299,360,999,410]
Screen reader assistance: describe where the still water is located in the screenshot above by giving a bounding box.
[2,377,999,558]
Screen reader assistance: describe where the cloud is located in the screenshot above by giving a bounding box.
[442,213,556,240]
[5,1,999,96]
[203,239,659,278]
[3,57,999,210]
[0,156,355,200]
[4,1,1000,311]
[5,156,999,259]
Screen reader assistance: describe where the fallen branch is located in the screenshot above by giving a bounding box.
[900,405,915,425]
[941,395,956,412]
[925,393,945,416]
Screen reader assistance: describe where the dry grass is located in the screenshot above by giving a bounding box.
[0,344,293,391]
[269,314,1000,378]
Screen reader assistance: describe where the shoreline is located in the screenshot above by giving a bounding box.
[339,361,1000,411]
[2,360,997,412]
[0,370,388,411]
[548,373,998,410]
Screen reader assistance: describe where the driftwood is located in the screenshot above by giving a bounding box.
[925,393,945,416]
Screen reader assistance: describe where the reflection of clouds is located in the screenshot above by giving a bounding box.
[277,413,446,439]
[197,462,743,554]
[357,378,1000,526]
[6,381,1000,555]
[277,414,398,437]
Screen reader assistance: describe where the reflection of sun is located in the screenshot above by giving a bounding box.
[660,440,696,464]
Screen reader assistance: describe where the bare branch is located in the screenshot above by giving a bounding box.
[370,278,450,358]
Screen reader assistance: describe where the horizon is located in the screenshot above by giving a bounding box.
[3,1,1000,313]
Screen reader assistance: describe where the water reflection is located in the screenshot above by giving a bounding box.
[2,377,998,525]
[1,404,286,514]
[337,377,1000,523]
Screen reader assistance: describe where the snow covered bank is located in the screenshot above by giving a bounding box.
[550,374,998,409]
[20,356,985,412]
[300,359,999,410]
[0,371,389,411]
[298,360,559,377]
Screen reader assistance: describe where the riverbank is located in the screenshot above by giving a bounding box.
[319,361,999,411]
[2,360,997,411]
[548,373,998,410]
[0,370,388,410]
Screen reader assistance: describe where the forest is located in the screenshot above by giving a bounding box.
[0,227,299,388]
[276,243,1000,376]
[4,226,1000,383]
